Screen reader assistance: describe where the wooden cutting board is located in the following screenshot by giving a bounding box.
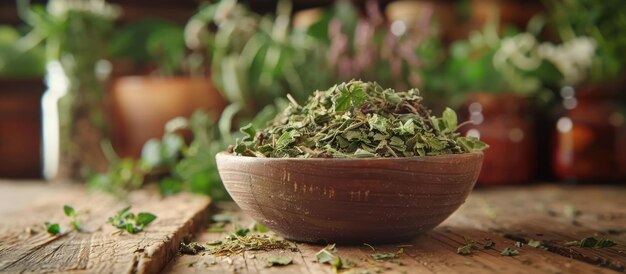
[0,186,211,274]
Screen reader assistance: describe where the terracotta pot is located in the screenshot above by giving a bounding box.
[459,93,535,185]
[216,152,483,244]
[553,85,624,181]
[110,76,227,157]
[0,78,44,178]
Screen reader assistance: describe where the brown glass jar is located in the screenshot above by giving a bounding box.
[552,84,625,181]
[459,93,535,185]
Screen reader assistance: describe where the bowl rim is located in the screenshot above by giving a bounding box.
[216,151,483,162]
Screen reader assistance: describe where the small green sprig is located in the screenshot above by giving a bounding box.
[43,204,81,236]
[63,205,82,232]
[107,206,157,234]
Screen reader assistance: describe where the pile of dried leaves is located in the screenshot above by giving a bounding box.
[232,80,487,158]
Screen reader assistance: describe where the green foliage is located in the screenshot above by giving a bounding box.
[109,18,188,76]
[234,80,488,158]
[0,25,45,77]
[547,0,626,82]
[107,206,157,234]
[187,0,332,113]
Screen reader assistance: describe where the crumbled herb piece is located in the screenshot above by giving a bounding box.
[230,225,251,238]
[206,227,295,256]
[315,244,355,271]
[107,206,157,234]
[527,240,543,248]
[316,244,338,264]
[233,81,488,158]
[515,241,524,248]
[457,236,480,255]
[578,237,616,248]
[265,255,293,267]
[44,222,61,235]
[180,241,206,255]
[483,241,495,249]
[500,247,520,256]
[371,248,403,261]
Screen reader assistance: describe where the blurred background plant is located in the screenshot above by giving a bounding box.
[0,25,45,78]
[17,0,119,180]
[1,0,624,197]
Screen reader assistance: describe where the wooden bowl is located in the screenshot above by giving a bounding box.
[216,152,483,244]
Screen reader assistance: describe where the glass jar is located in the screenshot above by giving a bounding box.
[552,85,624,181]
[459,93,535,185]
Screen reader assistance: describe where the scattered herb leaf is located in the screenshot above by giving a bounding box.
[500,247,520,256]
[265,255,293,267]
[44,222,61,235]
[483,241,495,249]
[527,240,543,248]
[371,248,403,261]
[578,237,616,248]
[180,241,207,255]
[107,206,157,234]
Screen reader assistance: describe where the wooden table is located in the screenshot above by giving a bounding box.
[1,181,624,273]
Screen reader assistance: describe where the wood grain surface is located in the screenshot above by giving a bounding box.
[0,185,211,274]
[165,185,626,274]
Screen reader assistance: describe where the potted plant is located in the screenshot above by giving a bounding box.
[439,17,566,185]
[18,0,119,181]
[545,0,626,181]
[107,18,228,158]
[0,24,46,178]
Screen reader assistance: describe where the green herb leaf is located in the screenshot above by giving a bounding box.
[442,107,458,130]
[63,205,76,217]
[108,206,157,234]
[316,244,337,264]
[457,244,474,255]
[240,123,256,141]
[500,247,520,256]
[265,255,293,267]
[136,212,157,226]
[579,237,598,247]
[334,82,367,111]
[44,222,61,235]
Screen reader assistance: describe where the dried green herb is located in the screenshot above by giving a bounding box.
[107,206,157,234]
[207,233,294,256]
[233,81,487,158]
[578,237,616,248]
[457,236,480,255]
[315,244,355,272]
[500,247,520,256]
[180,241,206,255]
[265,255,293,267]
[370,248,403,261]
[483,241,495,249]
[527,239,543,248]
